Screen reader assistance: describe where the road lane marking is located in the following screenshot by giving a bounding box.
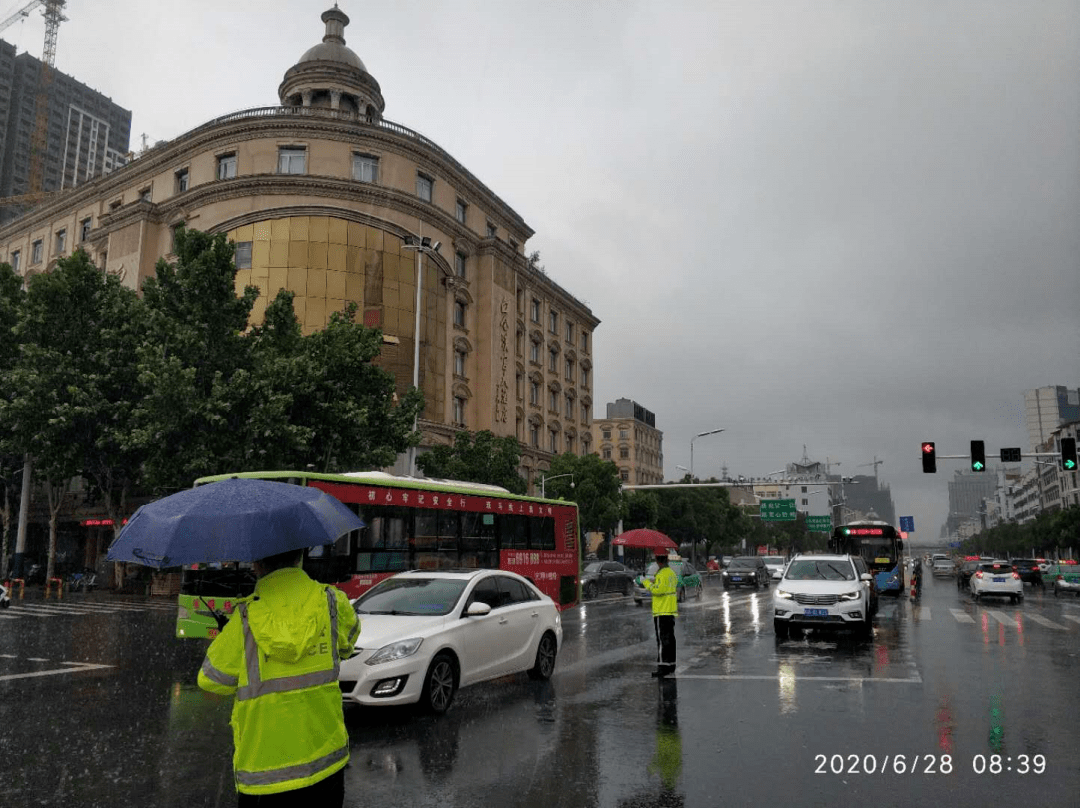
[0,661,114,682]
[675,673,923,684]
[1064,615,1080,625]
[987,610,1018,627]
[27,657,49,661]
[950,608,975,624]
[6,607,57,617]
[1025,614,1067,630]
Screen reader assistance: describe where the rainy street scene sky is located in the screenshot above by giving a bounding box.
[1,1,1078,807]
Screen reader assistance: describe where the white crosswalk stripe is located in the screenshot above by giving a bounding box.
[949,608,975,624]
[987,610,1018,627]
[1023,614,1067,630]
[1061,615,1080,626]
[1,601,174,621]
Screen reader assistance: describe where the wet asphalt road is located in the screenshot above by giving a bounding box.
[1,570,1079,808]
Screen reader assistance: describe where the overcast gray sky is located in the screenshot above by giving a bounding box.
[6,0,1078,542]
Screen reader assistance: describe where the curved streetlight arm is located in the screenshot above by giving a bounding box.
[540,473,575,499]
[690,428,725,480]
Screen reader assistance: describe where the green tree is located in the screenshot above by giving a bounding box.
[653,482,749,561]
[0,250,146,577]
[416,430,526,494]
[0,261,26,574]
[544,452,622,539]
[623,490,660,530]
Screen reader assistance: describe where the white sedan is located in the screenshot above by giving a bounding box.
[341,569,562,714]
[969,560,1024,604]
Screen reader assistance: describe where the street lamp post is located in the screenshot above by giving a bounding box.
[401,234,441,477]
[540,473,575,499]
[690,428,725,481]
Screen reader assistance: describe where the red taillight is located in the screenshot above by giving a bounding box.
[975,571,983,579]
[1012,573,1020,580]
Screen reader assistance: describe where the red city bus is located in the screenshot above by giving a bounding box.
[193,470,582,610]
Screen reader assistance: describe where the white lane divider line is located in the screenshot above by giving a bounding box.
[0,661,114,682]
[1025,614,1067,630]
[950,608,975,623]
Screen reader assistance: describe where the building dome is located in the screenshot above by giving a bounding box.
[279,5,385,118]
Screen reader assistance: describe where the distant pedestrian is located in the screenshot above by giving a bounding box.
[198,548,360,806]
[638,549,678,677]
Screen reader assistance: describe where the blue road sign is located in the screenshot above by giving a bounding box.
[899,516,915,532]
[949,541,961,549]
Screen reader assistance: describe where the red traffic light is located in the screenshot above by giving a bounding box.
[921,441,936,473]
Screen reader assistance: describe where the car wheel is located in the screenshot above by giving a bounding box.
[420,652,457,715]
[634,599,643,606]
[584,582,598,600]
[527,631,558,680]
[857,617,872,639]
[722,581,729,590]
[774,619,789,638]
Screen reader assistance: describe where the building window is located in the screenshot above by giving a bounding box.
[582,368,590,388]
[453,396,466,426]
[516,372,523,400]
[564,358,574,381]
[352,153,379,183]
[603,448,612,460]
[139,187,152,202]
[455,252,466,278]
[566,435,575,453]
[581,331,589,351]
[620,447,629,460]
[620,469,630,482]
[549,311,558,334]
[509,239,518,252]
[10,250,19,272]
[530,381,540,406]
[217,153,238,179]
[602,429,611,440]
[235,241,253,269]
[486,221,497,238]
[454,349,466,377]
[565,322,574,342]
[416,173,433,202]
[619,430,629,439]
[109,198,122,211]
[549,430,558,453]
[565,394,573,416]
[549,348,558,372]
[455,199,467,223]
[175,168,189,193]
[31,239,42,264]
[581,403,589,424]
[453,300,466,328]
[549,390,559,412]
[529,341,540,364]
[80,217,91,242]
[278,146,306,174]
[530,425,540,448]
[170,223,185,253]
[54,229,66,254]
[531,298,541,323]
[516,331,523,356]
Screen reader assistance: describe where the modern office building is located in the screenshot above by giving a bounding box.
[0,40,131,225]
[1024,385,1080,451]
[593,398,663,485]
[0,6,598,493]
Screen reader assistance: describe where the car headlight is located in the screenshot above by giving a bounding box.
[775,589,793,600]
[887,575,899,585]
[721,571,728,576]
[840,590,861,601]
[365,638,424,666]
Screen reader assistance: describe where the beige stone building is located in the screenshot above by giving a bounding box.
[0,6,599,492]
[592,398,663,485]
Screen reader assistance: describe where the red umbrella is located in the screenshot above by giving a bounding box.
[611,528,678,550]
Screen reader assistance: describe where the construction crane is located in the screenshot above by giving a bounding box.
[858,457,884,481]
[0,0,67,209]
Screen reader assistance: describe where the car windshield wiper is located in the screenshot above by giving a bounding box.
[358,608,411,615]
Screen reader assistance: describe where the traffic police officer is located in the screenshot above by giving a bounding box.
[639,549,678,677]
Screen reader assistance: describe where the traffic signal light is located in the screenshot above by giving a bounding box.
[970,440,986,472]
[921,442,936,473]
[1062,437,1078,471]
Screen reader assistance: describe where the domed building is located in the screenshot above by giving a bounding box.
[0,5,599,490]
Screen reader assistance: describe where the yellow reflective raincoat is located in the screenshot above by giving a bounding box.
[642,565,679,616]
[197,566,360,796]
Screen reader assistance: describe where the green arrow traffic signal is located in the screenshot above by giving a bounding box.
[1062,438,1078,471]
[970,440,986,473]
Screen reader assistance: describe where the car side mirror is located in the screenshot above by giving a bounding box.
[860,573,872,582]
[466,601,492,617]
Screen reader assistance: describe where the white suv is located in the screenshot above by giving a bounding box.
[773,554,873,638]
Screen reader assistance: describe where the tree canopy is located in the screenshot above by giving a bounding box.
[416,430,527,494]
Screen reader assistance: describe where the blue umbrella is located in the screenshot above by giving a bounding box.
[106,478,365,569]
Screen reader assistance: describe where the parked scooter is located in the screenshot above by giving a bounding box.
[67,568,98,593]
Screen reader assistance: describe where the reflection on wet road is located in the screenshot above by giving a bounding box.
[1,576,1078,807]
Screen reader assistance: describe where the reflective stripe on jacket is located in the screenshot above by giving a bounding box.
[643,566,679,616]
[197,566,360,796]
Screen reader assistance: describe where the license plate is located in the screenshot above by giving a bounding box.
[803,608,828,617]
[731,576,742,582]
[993,577,1006,583]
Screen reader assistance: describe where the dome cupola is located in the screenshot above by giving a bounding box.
[278,5,385,118]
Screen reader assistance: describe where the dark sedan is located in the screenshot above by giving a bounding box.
[1010,559,1044,586]
[957,559,981,590]
[722,556,770,590]
[581,561,636,599]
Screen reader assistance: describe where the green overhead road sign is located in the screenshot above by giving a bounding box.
[760,499,797,521]
[806,515,832,532]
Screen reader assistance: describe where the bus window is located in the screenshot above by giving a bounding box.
[500,514,529,549]
[462,512,497,568]
[531,515,556,550]
[359,505,410,572]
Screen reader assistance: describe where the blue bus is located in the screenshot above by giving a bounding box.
[829,520,904,596]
